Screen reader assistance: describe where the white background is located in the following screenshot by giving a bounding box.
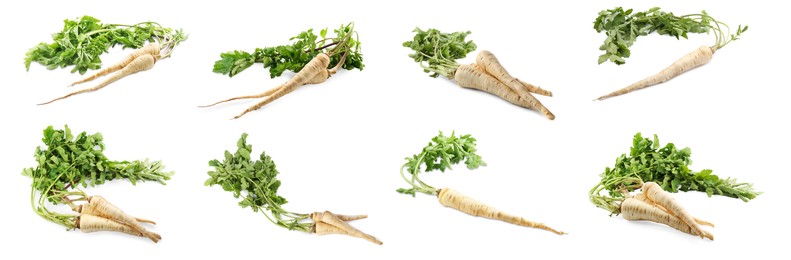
[1,0,788,259]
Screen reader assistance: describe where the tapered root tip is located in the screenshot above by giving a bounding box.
[543,110,556,120]
[232,111,250,120]
[198,102,222,108]
[537,224,565,235]
[550,229,567,235]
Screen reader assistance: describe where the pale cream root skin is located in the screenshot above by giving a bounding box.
[475,50,552,98]
[633,193,713,227]
[642,182,706,239]
[596,45,714,100]
[475,51,533,99]
[87,196,161,242]
[311,211,382,245]
[70,43,161,86]
[517,79,553,97]
[476,50,555,116]
[232,53,332,119]
[621,198,713,240]
[198,70,329,108]
[454,64,556,120]
[79,203,157,225]
[201,52,343,118]
[311,211,367,222]
[437,188,565,234]
[78,214,144,238]
[39,54,157,105]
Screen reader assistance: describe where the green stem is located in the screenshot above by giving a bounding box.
[399,158,437,196]
[328,22,355,57]
[240,175,312,233]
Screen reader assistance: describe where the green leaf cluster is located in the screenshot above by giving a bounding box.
[205,133,310,232]
[24,16,186,74]
[397,131,486,196]
[403,28,477,78]
[590,133,759,214]
[593,7,711,65]
[22,125,173,228]
[213,23,363,78]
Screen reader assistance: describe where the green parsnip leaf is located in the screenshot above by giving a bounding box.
[589,133,759,214]
[593,7,746,65]
[213,23,363,78]
[25,16,187,74]
[403,28,476,78]
[205,133,311,232]
[593,7,710,65]
[398,131,486,196]
[23,125,173,228]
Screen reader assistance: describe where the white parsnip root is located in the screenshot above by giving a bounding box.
[77,214,144,237]
[476,50,555,119]
[76,195,161,243]
[596,46,714,100]
[616,182,714,240]
[451,50,556,120]
[200,53,336,119]
[39,54,157,105]
[438,188,565,235]
[641,182,707,239]
[311,211,382,245]
[70,43,161,86]
[621,197,713,240]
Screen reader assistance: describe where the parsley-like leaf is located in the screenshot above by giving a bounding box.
[25,16,187,74]
[589,133,760,215]
[403,28,476,78]
[397,131,486,196]
[22,125,173,228]
[205,133,312,232]
[213,23,363,78]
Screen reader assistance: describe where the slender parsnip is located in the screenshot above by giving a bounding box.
[21,125,173,242]
[205,133,381,244]
[397,131,564,234]
[593,7,747,100]
[202,23,362,119]
[29,16,187,105]
[589,132,759,239]
[404,28,555,119]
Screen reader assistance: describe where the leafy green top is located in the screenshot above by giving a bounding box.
[403,28,477,78]
[213,22,363,78]
[205,133,311,232]
[25,15,187,74]
[589,133,760,214]
[397,131,486,196]
[594,7,747,65]
[22,125,173,228]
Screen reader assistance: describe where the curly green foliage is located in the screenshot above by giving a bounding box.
[213,23,363,78]
[403,28,477,78]
[594,7,713,65]
[397,131,486,196]
[594,7,747,66]
[205,133,311,232]
[21,125,173,228]
[590,133,759,214]
[25,15,187,74]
